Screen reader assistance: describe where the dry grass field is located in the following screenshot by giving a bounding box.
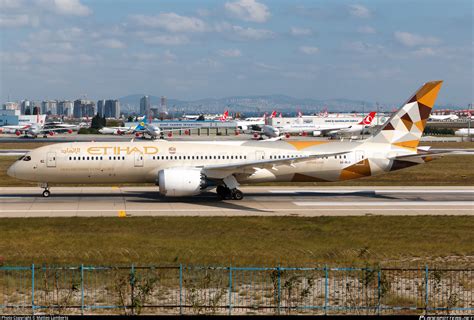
[0,216,472,266]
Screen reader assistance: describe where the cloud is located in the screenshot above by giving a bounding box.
[357,26,375,34]
[290,27,312,36]
[130,13,207,33]
[349,4,371,18]
[143,34,189,46]
[232,25,274,40]
[37,0,92,16]
[218,49,242,57]
[299,46,319,55]
[394,31,441,47]
[225,0,270,23]
[254,62,280,71]
[38,52,73,63]
[1,51,31,64]
[102,39,126,49]
[413,47,437,57]
[0,14,37,28]
[344,41,385,55]
[0,0,23,9]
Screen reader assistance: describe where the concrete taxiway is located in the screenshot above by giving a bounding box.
[0,186,472,217]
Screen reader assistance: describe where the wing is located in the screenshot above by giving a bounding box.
[202,151,347,179]
[389,149,474,161]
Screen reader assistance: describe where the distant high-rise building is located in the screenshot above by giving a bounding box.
[140,95,150,116]
[41,100,57,115]
[57,100,73,117]
[97,100,105,117]
[160,95,168,113]
[104,99,120,118]
[20,100,31,115]
[73,99,95,118]
[3,102,19,111]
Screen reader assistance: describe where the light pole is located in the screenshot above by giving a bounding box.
[468,103,472,142]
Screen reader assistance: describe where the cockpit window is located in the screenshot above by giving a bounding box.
[18,156,25,161]
[23,156,31,161]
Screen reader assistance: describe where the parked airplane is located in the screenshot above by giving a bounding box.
[455,128,473,137]
[429,114,459,121]
[1,114,46,134]
[99,126,134,135]
[133,115,194,139]
[10,81,464,200]
[6,114,74,138]
[256,112,377,139]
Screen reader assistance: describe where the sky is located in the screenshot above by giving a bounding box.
[0,0,472,106]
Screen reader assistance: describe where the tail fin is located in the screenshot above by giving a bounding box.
[270,110,277,118]
[220,110,229,121]
[369,80,443,149]
[359,111,376,125]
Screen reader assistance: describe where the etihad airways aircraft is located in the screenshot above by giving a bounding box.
[8,81,459,199]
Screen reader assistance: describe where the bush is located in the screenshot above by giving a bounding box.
[78,128,100,134]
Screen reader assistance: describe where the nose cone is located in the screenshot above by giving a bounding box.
[7,163,16,178]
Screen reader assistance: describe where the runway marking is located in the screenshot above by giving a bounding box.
[0,208,473,213]
[270,190,474,194]
[293,201,474,206]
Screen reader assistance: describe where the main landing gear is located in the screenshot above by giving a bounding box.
[216,185,244,200]
[40,183,50,197]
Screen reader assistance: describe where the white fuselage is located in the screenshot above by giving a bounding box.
[7,139,409,186]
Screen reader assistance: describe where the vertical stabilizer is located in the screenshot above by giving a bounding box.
[369,81,443,149]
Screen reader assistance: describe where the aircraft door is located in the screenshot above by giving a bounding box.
[46,152,56,167]
[255,150,265,160]
[355,150,365,164]
[134,152,144,167]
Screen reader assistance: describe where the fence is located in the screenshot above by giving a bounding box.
[0,265,472,315]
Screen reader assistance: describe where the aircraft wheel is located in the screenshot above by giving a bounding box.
[42,189,51,197]
[232,189,244,200]
[216,185,232,200]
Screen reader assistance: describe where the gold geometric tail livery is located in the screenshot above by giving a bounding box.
[369,80,443,149]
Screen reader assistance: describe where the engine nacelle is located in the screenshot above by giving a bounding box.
[312,130,322,136]
[158,168,206,197]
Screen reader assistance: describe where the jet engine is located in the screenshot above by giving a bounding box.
[157,168,207,197]
[312,130,322,136]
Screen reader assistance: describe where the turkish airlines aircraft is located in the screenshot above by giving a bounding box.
[9,81,460,199]
[429,114,459,121]
[257,112,377,139]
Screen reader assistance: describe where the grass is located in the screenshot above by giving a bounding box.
[0,216,472,266]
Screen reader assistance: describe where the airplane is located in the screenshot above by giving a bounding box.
[429,114,459,121]
[1,114,46,134]
[99,126,134,135]
[6,114,74,138]
[10,80,470,200]
[455,128,473,137]
[133,115,195,139]
[256,112,377,139]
